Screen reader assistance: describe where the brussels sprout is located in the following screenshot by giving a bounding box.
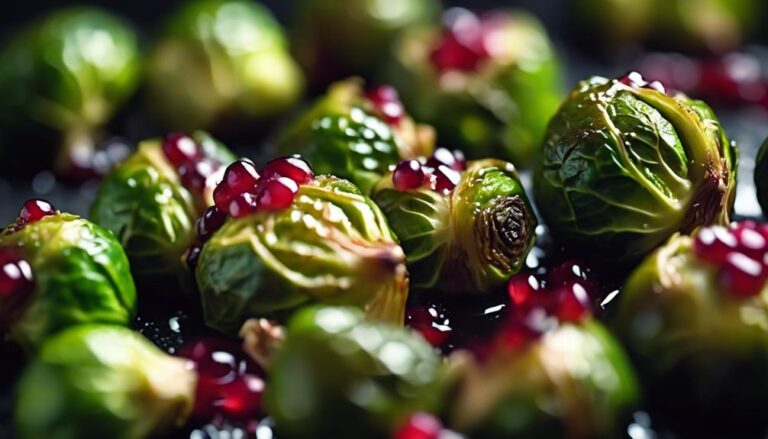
[0,7,140,176]
[611,225,768,430]
[448,321,639,439]
[372,159,536,295]
[291,0,440,89]
[385,9,562,166]
[276,79,435,193]
[266,306,444,439]
[196,175,409,335]
[533,73,736,266]
[575,0,762,53]
[0,212,136,350]
[15,325,195,439]
[90,132,235,296]
[755,137,768,216]
[146,0,304,133]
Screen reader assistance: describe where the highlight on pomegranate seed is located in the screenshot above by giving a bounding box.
[611,222,768,427]
[0,208,136,351]
[195,173,409,335]
[0,7,140,179]
[14,325,195,439]
[90,131,236,297]
[384,7,561,167]
[145,0,303,132]
[372,158,536,295]
[275,78,435,193]
[534,72,737,266]
[266,306,444,439]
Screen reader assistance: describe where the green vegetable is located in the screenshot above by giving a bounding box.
[0,7,140,174]
[449,321,639,439]
[372,159,536,295]
[15,325,195,439]
[533,76,736,266]
[575,0,763,53]
[266,306,444,439]
[196,175,409,335]
[146,0,304,133]
[0,214,136,350]
[386,10,562,166]
[611,233,768,429]
[277,79,435,193]
[755,137,768,216]
[292,0,440,89]
[90,132,235,296]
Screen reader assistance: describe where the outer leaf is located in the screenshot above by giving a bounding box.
[196,175,408,335]
[0,214,136,350]
[15,325,195,439]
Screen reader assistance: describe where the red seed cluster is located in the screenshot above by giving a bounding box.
[366,85,405,126]
[392,148,466,193]
[162,133,221,194]
[429,8,491,73]
[0,248,34,299]
[617,71,667,95]
[178,338,266,423]
[693,221,768,298]
[405,302,453,349]
[7,199,58,233]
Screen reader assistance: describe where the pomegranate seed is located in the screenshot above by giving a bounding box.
[507,274,537,307]
[218,374,265,419]
[431,165,461,192]
[227,192,259,218]
[180,158,219,192]
[0,249,34,298]
[197,207,227,241]
[694,225,738,265]
[366,85,405,126]
[260,156,314,185]
[427,148,466,171]
[555,282,592,322]
[254,177,299,211]
[393,160,428,191]
[405,304,452,348]
[719,252,765,297]
[19,199,56,224]
[214,160,260,211]
[430,8,487,73]
[733,225,767,262]
[394,412,443,439]
[548,259,590,287]
[186,245,203,271]
[162,133,202,167]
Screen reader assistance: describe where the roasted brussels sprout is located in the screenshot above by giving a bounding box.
[0,7,140,176]
[611,222,768,430]
[15,325,195,439]
[386,8,562,166]
[0,202,136,350]
[372,156,536,295]
[276,79,435,193]
[266,306,445,439]
[533,73,736,266]
[90,132,235,296]
[291,0,440,89]
[575,0,762,54]
[147,0,304,133]
[755,137,768,216]
[197,159,409,335]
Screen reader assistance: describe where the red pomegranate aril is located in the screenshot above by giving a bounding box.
[254,177,299,211]
[223,160,260,192]
[431,165,461,192]
[260,156,314,185]
[733,226,767,261]
[694,225,738,265]
[427,148,464,171]
[19,199,56,224]
[185,245,202,271]
[180,159,219,192]
[163,133,202,167]
[197,207,227,241]
[0,250,34,298]
[548,259,590,287]
[218,374,265,419]
[367,85,405,126]
[227,192,259,218]
[406,305,452,348]
[393,160,428,191]
[555,282,592,322]
[507,274,536,307]
[719,252,765,297]
[394,412,443,439]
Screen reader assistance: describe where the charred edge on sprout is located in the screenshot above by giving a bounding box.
[477,195,534,272]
